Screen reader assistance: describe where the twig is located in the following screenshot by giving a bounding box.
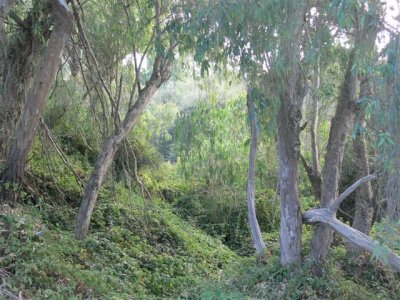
[124,140,151,199]
[40,118,85,191]
[38,128,67,203]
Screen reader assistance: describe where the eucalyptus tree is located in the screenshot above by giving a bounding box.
[180,0,312,263]
[181,0,400,272]
[74,0,179,239]
[0,0,73,203]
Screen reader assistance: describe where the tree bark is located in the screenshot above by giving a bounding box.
[0,0,73,204]
[75,55,173,240]
[310,50,357,261]
[278,97,303,265]
[246,86,266,257]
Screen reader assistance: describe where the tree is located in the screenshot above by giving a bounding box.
[246,86,266,257]
[351,1,379,249]
[0,1,52,162]
[0,0,73,203]
[310,49,357,261]
[74,0,177,239]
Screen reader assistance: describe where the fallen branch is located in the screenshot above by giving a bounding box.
[304,173,400,273]
[330,173,378,212]
[303,208,400,272]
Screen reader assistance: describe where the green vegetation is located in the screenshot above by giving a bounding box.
[1,0,400,299]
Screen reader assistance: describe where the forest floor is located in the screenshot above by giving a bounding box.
[0,138,398,299]
[1,166,400,299]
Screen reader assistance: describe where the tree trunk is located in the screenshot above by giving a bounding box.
[310,51,357,261]
[0,0,73,204]
[350,2,379,243]
[246,86,266,257]
[0,4,52,163]
[301,64,322,200]
[276,1,307,266]
[75,55,173,240]
[278,97,303,265]
[309,64,322,199]
[350,77,374,254]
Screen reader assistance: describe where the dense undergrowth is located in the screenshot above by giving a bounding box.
[1,89,399,299]
[1,158,400,299]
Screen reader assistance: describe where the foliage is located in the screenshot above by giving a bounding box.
[0,185,235,298]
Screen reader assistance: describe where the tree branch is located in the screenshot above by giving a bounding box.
[303,207,400,273]
[329,173,378,212]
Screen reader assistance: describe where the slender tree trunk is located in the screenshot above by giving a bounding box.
[301,64,322,200]
[350,77,374,254]
[75,55,173,240]
[0,0,73,204]
[310,51,357,262]
[246,86,266,257]
[310,64,322,199]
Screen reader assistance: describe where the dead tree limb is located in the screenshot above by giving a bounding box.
[304,174,400,273]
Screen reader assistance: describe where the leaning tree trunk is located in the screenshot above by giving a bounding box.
[75,55,173,240]
[0,0,73,204]
[310,51,357,262]
[246,86,266,257]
